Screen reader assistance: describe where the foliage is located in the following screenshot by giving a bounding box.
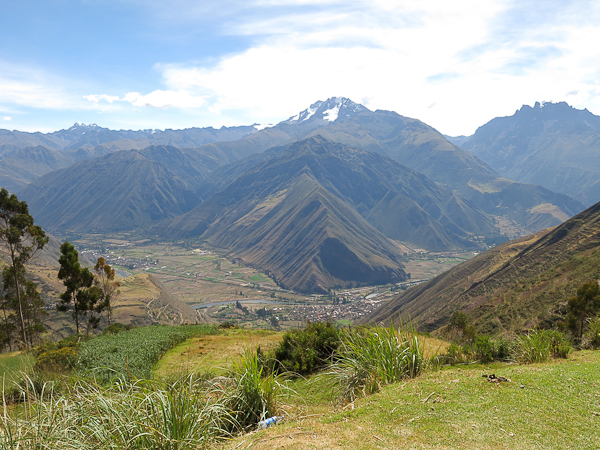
[273,321,341,375]
[101,322,134,335]
[446,310,476,342]
[0,374,236,449]
[226,347,282,431]
[93,257,120,325]
[0,188,48,349]
[0,348,286,448]
[34,347,78,374]
[32,335,89,374]
[473,335,495,363]
[327,323,425,404]
[76,324,219,382]
[57,241,104,335]
[586,317,600,349]
[566,280,600,340]
[515,329,571,363]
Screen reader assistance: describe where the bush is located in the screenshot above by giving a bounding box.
[33,335,90,374]
[35,347,77,374]
[225,348,283,431]
[273,322,341,375]
[101,322,134,335]
[587,318,600,349]
[473,335,495,363]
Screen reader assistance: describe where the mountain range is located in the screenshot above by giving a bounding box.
[456,101,600,207]
[4,97,593,293]
[157,136,497,292]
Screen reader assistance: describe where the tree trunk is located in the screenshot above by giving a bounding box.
[9,250,28,348]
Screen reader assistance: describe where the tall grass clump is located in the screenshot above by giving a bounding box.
[0,376,67,449]
[327,323,425,403]
[74,376,233,449]
[226,347,283,430]
[0,366,279,449]
[515,329,571,363]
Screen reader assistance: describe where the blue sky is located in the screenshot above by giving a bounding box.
[1,0,599,135]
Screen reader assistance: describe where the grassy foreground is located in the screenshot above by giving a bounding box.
[223,350,600,449]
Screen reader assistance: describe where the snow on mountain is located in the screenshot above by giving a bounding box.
[254,123,275,131]
[284,97,369,124]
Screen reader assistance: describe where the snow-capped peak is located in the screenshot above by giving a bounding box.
[284,97,369,124]
[254,123,275,131]
[68,122,101,132]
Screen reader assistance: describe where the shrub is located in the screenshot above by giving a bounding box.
[545,330,572,358]
[101,322,134,335]
[273,322,341,375]
[587,318,600,349]
[473,335,495,363]
[34,347,77,374]
[225,348,283,431]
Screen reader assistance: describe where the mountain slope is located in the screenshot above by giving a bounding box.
[157,136,502,292]
[19,146,214,232]
[460,101,600,206]
[301,108,584,231]
[191,98,584,233]
[158,137,432,292]
[0,146,74,193]
[362,200,600,335]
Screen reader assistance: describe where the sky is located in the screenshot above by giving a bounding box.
[1,0,600,136]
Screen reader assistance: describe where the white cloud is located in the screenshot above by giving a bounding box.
[141,0,600,135]
[84,94,120,103]
[54,0,600,134]
[122,90,206,108]
[86,90,206,109]
[3,116,11,121]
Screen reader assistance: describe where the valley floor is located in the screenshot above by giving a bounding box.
[63,232,477,329]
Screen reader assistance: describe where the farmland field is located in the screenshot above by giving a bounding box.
[76,324,219,382]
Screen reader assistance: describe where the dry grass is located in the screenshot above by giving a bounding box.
[154,330,284,378]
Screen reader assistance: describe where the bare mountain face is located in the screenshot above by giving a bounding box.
[186,98,584,233]
[362,199,600,336]
[458,101,600,207]
[157,136,426,293]
[19,146,222,232]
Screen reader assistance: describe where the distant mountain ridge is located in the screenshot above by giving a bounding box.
[459,101,600,206]
[0,122,258,154]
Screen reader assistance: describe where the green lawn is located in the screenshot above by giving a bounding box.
[223,350,600,449]
[0,352,34,384]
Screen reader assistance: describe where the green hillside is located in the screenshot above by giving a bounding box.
[363,200,600,335]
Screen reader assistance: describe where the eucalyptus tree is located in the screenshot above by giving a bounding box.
[58,241,105,335]
[93,257,120,325]
[0,188,48,348]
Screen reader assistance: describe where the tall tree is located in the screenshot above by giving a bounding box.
[93,257,120,325]
[57,242,99,335]
[0,188,48,348]
[567,281,600,340]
